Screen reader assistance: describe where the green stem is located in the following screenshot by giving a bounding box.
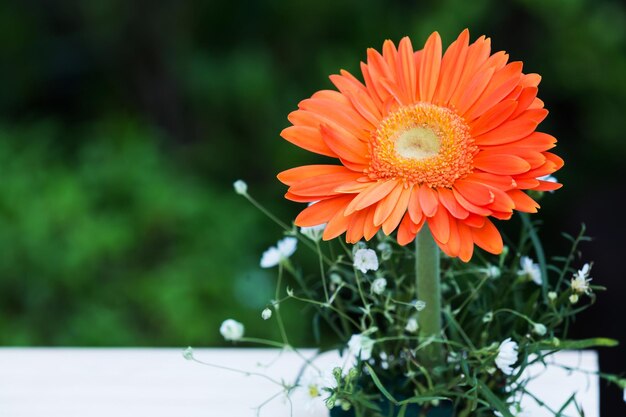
[415,226,443,368]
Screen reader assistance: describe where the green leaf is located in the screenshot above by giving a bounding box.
[477,380,513,417]
[364,363,398,404]
[396,403,408,417]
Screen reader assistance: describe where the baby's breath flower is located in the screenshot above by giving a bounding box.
[569,294,579,304]
[233,179,248,195]
[220,319,244,341]
[353,249,379,274]
[485,264,501,279]
[518,256,542,285]
[405,317,418,333]
[329,273,342,285]
[371,277,387,295]
[414,300,426,312]
[347,333,375,361]
[483,312,494,323]
[261,308,272,320]
[260,237,297,268]
[495,338,518,375]
[570,263,593,295]
[533,323,547,336]
[548,291,557,301]
[300,224,326,241]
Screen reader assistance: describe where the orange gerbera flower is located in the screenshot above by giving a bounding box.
[278,30,563,261]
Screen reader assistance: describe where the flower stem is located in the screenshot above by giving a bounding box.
[415,226,443,368]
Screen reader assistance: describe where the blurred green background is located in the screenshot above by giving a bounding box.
[0,0,625,411]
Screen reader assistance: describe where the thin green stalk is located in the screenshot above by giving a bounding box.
[415,226,443,368]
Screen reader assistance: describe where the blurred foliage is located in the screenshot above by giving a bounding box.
[0,0,625,356]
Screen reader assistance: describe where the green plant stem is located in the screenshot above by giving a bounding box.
[415,226,443,368]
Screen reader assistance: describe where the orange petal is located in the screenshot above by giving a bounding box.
[452,188,493,216]
[345,180,399,215]
[473,153,531,175]
[397,212,417,246]
[281,124,336,157]
[474,117,539,146]
[463,213,486,228]
[419,32,442,103]
[465,61,522,120]
[320,125,369,166]
[445,217,461,257]
[298,98,370,139]
[346,209,368,243]
[295,195,353,226]
[449,35,491,108]
[408,187,423,224]
[457,221,474,262]
[278,165,349,186]
[397,37,417,103]
[289,172,363,197]
[534,180,563,191]
[363,207,380,240]
[323,207,352,240]
[436,29,470,105]
[470,218,503,254]
[428,205,451,244]
[508,189,540,213]
[382,186,412,235]
[454,179,495,205]
[456,66,495,116]
[438,187,469,219]
[465,172,515,190]
[418,185,438,217]
[373,182,404,226]
[469,100,517,137]
[510,86,538,119]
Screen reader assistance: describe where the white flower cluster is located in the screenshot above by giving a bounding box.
[347,333,375,362]
[570,263,592,295]
[260,237,297,268]
[300,224,326,242]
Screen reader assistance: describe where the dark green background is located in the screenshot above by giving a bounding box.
[0,0,624,413]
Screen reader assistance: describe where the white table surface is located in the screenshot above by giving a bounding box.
[0,348,598,417]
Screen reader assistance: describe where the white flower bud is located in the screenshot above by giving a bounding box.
[405,317,418,333]
[371,278,387,295]
[569,294,579,304]
[182,346,194,360]
[233,180,248,195]
[414,300,426,312]
[533,323,547,336]
[261,308,272,320]
[548,291,557,301]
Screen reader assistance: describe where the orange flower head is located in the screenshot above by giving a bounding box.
[278,30,563,261]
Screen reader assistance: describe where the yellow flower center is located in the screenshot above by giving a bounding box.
[368,103,477,188]
[308,385,320,398]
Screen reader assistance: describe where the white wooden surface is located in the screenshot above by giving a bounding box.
[0,348,598,416]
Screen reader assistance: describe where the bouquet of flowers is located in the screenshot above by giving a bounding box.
[188,29,624,416]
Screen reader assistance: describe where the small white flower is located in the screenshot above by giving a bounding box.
[261,308,272,320]
[539,174,558,193]
[347,333,375,361]
[518,256,542,285]
[495,338,518,375]
[570,263,592,295]
[353,249,379,274]
[294,366,337,413]
[300,224,326,241]
[260,237,298,268]
[569,294,579,304]
[548,291,557,301]
[414,300,426,312]
[485,264,501,279]
[220,319,244,341]
[533,323,547,336]
[405,317,418,333]
[233,179,248,195]
[371,277,387,295]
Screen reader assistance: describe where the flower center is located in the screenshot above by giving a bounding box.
[368,103,477,188]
